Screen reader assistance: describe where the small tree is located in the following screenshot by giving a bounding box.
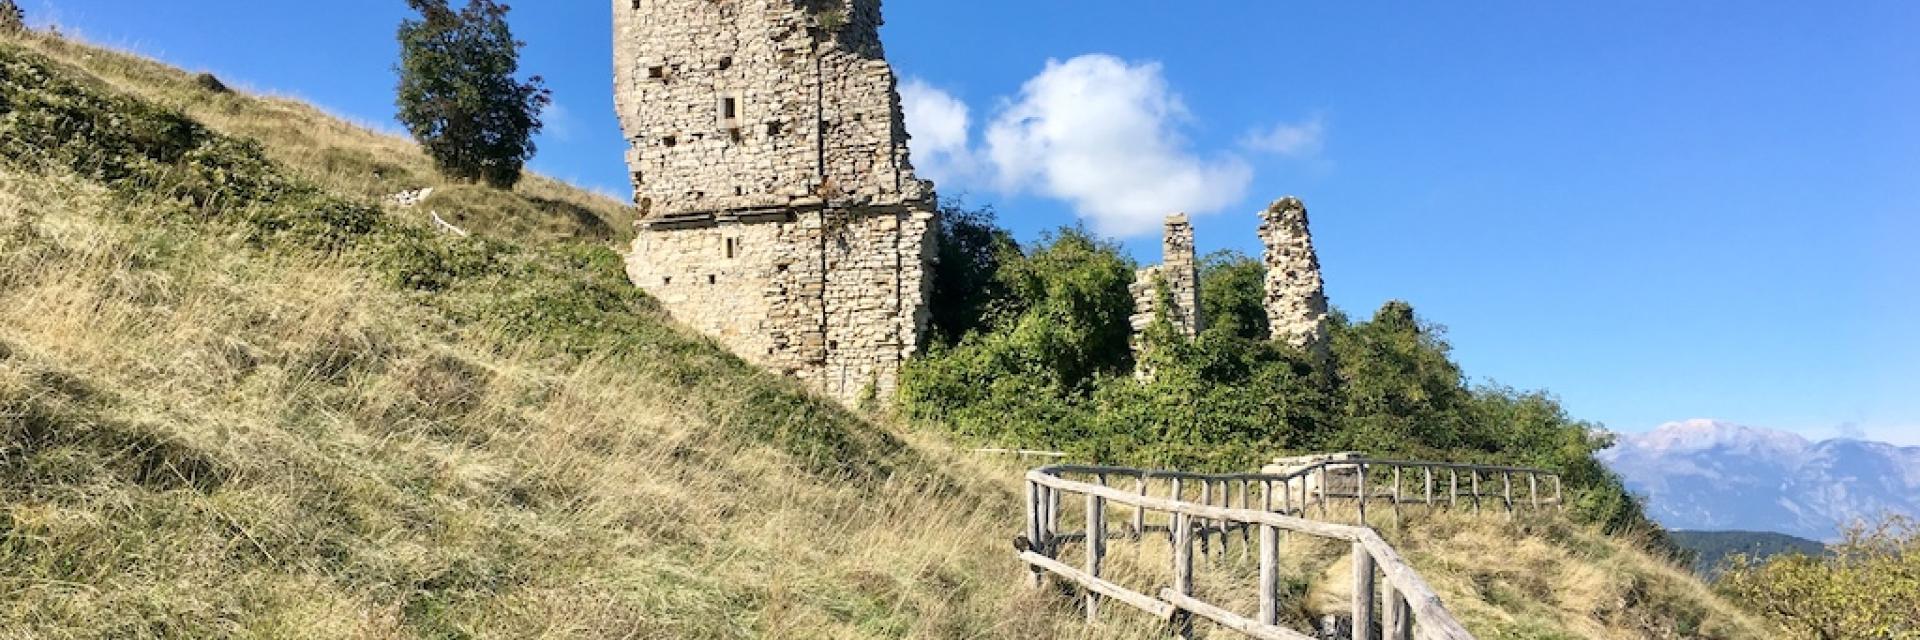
[1,0,26,34]
[395,0,549,189]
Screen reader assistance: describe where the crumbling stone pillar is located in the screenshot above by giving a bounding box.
[1259,197,1331,357]
[1129,214,1204,377]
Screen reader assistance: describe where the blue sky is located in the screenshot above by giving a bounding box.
[24,1,1919,444]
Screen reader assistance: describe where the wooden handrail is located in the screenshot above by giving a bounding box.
[1020,460,1514,640]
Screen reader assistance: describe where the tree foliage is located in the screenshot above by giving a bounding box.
[1717,516,1920,639]
[395,0,549,189]
[904,221,1664,538]
[1198,249,1269,341]
[0,0,24,33]
[927,201,1020,345]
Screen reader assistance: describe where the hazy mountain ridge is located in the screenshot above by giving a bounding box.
[1602,419,1920,540]
[1669,530,1827,577]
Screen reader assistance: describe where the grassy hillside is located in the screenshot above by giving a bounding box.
[0,30,1770,639]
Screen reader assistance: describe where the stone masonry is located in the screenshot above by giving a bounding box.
[1258,197,1331,356]
[1129,214,1202,376]
[1129,198,1332,363]
[615,0,937,404]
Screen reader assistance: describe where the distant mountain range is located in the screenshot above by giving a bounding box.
[1599,419,1920,541]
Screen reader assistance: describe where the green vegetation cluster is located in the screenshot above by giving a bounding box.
[1715,516,1920,639]
[902,205,1662,537]
[396,0,549,189]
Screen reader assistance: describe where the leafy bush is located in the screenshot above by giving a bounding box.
[1717,516,1919,639]
[395,0,549,189]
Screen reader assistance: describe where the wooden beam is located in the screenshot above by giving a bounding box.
[1018,552,1176,620]
[1159,589,1318,640]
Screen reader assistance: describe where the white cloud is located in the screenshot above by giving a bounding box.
[1242,115,1326,157]
[981,55,1252,237]
[902,56,1255,237]
[899,78,978,187]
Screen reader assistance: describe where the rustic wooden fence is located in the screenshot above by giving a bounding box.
[1017,459,1562,640]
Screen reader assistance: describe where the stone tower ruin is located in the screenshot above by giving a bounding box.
[1128,199,1331,364]
[1258,197,1331,356]
[614,0,937,404]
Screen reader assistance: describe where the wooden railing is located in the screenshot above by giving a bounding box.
[1017,459,1563,640]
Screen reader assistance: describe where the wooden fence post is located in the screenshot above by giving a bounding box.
[1173,512,1195,639]
[1259,524,1280,626]
[1356,463,1369,526]
[1169,477,1183,544]
[1239,480,1252,551]
[1392,465,1404,524]
[1423,467,1434,507]
[1449,469,1458,509]
[1086,491,1105,622]
[1047,485,1062,542]
[1134,476,1147,537]
[1529,473,1540,511]
[1318,466,1330,518]
[1503,472,1514,517]
[1554,475,1564,511]
[1025,480,1043,589]
[1471,471,1481,514]
[1200,480,1214,555]
[1384,582,1412,640]
[1352,542,1375,640]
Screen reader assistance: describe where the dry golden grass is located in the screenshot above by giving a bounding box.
[0,29,1772,639]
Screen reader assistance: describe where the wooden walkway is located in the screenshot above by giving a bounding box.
[1017,458,1563,640]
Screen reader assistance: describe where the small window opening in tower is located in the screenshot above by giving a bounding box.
[718,56,733,71]
[662,135,677,147]
[721,97,738,121]
[725,238,738,259]
[766,121,783,137]
[707,275,717,285]
[648,65,666,80]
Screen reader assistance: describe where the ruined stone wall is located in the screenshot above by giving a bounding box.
[615,0,935,405]
[1129,214,1202,378]
[1259,197,1331,356]
[1127,201,1332,366]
